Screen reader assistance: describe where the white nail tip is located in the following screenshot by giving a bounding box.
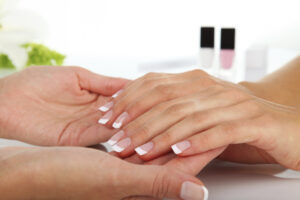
[112,122,122,129]
[107,139,117,146]
[99,106,109,112]
[112,144,124,152]
[171,144,182,154]
[112,90,123,98]
[135,147,147,156]
[203,186,209,200]
[98,118,109,124]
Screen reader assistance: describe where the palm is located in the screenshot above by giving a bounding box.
[0,66,125,146]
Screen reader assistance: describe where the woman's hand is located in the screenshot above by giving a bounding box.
[0,146,212,200]
[101,69,300,170]
[0,66,128,146]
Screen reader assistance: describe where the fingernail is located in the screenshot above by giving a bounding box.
[98,110,113,125]
[112,89,123,98]
[112,137,131,152]
[112,112,129,129]
[171,141,191,154]
[135,142,154,156]
[107,130,125,146]
[99,101,114,112]
[180,181,208,200]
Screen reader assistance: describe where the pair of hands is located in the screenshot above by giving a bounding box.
[101,69,300,171]
[0,66,215,200]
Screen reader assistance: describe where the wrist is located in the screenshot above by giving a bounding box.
[238,81,267,99]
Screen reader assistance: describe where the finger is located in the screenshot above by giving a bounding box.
[172,119,260,157]
[137,99,259,160]
[165,147,226,175]
[113,69,209,106]
[57,111,118,146]
[124,85,220,137]
[104,75,183,128]
[74,67,129,96]
[110,90,251,158]
[107,76,215,129]
[123,164,208,200]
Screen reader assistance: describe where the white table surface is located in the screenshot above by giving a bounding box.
[1,48,300,200]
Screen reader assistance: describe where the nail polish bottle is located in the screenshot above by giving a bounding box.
[218,28,236,81]
[198,27,215,69]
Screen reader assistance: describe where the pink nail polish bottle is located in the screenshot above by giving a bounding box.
[220,28,235,70]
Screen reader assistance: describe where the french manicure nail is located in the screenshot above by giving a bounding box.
[180,181,208,200]
[112,112,129,129]
[99,101,114,112]
[112,89,123,98]
[98,110,113,125]
[107,130,125,146]
[135,142,154,156]
[112,137,131,152]
[171,141,191,154]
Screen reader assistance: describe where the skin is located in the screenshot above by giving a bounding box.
[105,56,300,171]
[0,66,128,146]
[0,146,217,200]
[0,66,218,199]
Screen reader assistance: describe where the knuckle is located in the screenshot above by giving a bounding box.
[209,84,225,92]
[114,99,129,112]
[191,69,208,76]
[128,100,143,115]
[144,72,160,78]
[137,125,152,138]
[153,101,169,112]
[220,122,240,135]
[191,112,206,124]
[151,167,175,198]
[164,103,186,116]
[142,79,156,88]
[160,131,175,143]
[154,84,170,96]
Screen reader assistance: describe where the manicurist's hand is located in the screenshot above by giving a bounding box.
[0,146,211,200]
[0,66,128,146]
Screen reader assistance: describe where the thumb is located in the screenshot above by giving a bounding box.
[124,164,208,200]
[74,67,130,95]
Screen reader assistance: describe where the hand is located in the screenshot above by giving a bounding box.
[0,66,128,146]
[98,70,215,129]
[0,146,213,200]
[102,69,300,170]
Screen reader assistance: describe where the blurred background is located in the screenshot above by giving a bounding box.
[1,0,300,80]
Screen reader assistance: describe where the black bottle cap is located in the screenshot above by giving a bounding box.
[221,28,235,49]
[200,27,215,48]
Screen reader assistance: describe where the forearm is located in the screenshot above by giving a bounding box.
[240,56,300,108]
[0,147,38,199]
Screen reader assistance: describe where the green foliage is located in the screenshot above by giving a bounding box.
[0,54,15,69]
[0,43,66,69]
[22,43,66,67]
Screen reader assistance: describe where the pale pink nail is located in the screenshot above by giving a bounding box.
[180,181,208,200]
[98,110,113,125]
[112,89,123,98]
[112,112,129,129]
[171,141,191,154]
[135,142,154,156]
[107,130,125,146]
[112,137,131,152]
[99,101,114,112]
